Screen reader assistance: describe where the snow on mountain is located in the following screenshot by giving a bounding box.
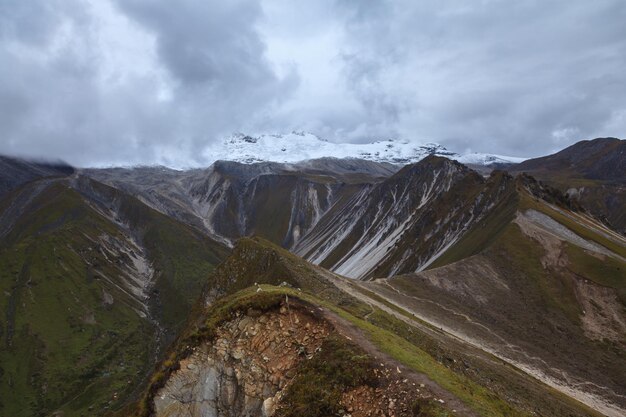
[201,131,526,166]
[202,131,455,164]
[456,153,528,165]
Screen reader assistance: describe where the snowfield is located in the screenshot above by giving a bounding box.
[201,131,527,166]
[456,153,528,165]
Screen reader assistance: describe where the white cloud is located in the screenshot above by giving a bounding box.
[0,0,624,165]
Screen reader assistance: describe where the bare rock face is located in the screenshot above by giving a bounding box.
[154,307,331,417]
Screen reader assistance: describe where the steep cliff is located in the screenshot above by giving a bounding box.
[153,303,332,417]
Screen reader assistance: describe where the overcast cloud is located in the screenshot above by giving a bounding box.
[0,0,625,166]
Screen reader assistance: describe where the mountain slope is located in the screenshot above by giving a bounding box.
[512,137,626,233]
[84,159,391,248]
[514,137,625,182]
[120,237,607,417]
[295,156,517,279]
[0,175,228,417]
[360,179,626,416]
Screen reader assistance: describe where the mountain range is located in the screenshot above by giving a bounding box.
[190,131,528,167]
[0,136,624,417]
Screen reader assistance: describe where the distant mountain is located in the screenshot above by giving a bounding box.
[88,154,562,281]
[512,137,626,233]
[202,131,527,166]
[0,155,74,197]
[455,152,528,166]
[514,137,625,182]
[295,156,517,278]
[86,145,622,281]
[83,158,396,248]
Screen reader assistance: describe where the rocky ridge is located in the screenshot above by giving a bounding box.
[153,300,444,417]
[154,305,331,417]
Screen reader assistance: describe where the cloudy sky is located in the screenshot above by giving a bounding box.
[1,0,625,167]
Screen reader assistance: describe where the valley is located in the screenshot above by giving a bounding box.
[0,137,624,417]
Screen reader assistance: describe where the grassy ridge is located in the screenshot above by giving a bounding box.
[248,287,526,417]
[0,184,154,415]
[0,180,228,417]
[129,234,609,417]
[134,282,528,417]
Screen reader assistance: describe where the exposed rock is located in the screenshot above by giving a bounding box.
[262,396,277,417]
[154,307,331,417]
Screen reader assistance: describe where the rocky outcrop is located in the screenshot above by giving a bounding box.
[154,306,331,417]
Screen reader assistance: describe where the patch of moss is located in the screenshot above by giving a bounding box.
[411,398,453,417]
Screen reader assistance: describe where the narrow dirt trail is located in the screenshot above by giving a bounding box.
[318,307,480,417]
[330,275,626,417]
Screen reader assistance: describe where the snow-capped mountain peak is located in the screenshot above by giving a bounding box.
[455,152,528,165]
[202,132,526,166]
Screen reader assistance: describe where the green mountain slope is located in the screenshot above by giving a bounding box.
[363,180,626,416]
[122,237,606,417]
[0,177,228,417]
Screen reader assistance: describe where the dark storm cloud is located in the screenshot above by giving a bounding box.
[112,0,299,161]
[0,0,625,165]
[116,0,295,95]
[332,0,626,155]
[0,0,297,166]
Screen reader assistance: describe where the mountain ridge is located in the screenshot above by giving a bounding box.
[511,137,626,233]
[0,155,75,198]
[294,156,519,278]
[201,131,527,167]
[125,236,619,417]
[1,137,624,416]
